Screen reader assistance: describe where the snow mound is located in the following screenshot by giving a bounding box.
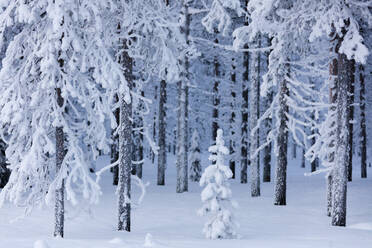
[109,237,123,244]
[144,233,154,247]
[34,240,50,248]
[348,223,372,231]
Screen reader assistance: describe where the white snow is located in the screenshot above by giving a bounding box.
[0,155,371,248]
[33,240,50,248]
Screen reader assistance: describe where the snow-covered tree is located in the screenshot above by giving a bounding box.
[198,129,237,239]
[0,0,129,236]
[189,130,201,182]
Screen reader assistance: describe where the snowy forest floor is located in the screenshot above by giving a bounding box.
[0,154,371,248]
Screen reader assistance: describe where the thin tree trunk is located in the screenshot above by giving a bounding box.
[54,88,65,238]
[301,146,305,168]
[118,39,133,232]
[158,80,167,185]
[229,58,236,179]
[240,0,250,184]
[346,60,355,182]
[311,114,318,172]
[359,64,367,178]
[112,95,120,185]
[292,141,297,159]
[274,66,288,206]
[176,0,189,193]
[132,89,143,179]
[241,48,249,184]
[250,35,261,197]
[327,173,332,217]
[212,38,220,142]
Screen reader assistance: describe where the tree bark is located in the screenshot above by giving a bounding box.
[331,51,349,227]
[274,66,288,206]
[157,80,167,185]
[112,94,120,185]
[241,47,249,184]
[118,39,133,232]
[359,64,367,178]
[176,0,189,193]
[54,88,65,238]
[212,38,220,142]
[346,60,355,182]
[250,35,261,197]
[229,58,236,179]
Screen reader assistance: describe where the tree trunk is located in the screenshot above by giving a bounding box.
[250,35,261,197]
[311,114,318,172]
[54,88,65,238]
[240,0,250,184]
[292,141,297,159]
[176,0,189,193]
[112,94,120,185]
[301,146,305,168]
[158,79,167,185]
[212,38,220,142]
[0,141,10,188]
[118,40,133,232]
[346,60,355,182]
[331,51,349,227]
[241,47,249,184]
[327,173,332,217]
[229,58,236,179]
[359,64,367,178]
[274,67,288,206]
[263,84,272,182]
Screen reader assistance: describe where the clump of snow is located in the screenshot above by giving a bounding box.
[108,237,123,244]
[198,129,238,239]
[143,233,154,247]
[33,240,50,248]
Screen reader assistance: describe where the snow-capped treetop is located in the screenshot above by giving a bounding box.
[202,0,243,36]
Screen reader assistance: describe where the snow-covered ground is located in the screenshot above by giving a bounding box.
[0,154,371,248]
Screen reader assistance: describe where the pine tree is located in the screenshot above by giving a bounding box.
[190,130,202,182]
[198,129,237,239]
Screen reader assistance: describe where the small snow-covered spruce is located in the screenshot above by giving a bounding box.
[198,129,237,239]
[189,130,201,182]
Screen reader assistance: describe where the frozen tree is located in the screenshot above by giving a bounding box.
[198,129,237,239]
[0,0,131,236]
[189,130,201,182]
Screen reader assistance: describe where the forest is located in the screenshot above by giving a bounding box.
[0,0,371,248]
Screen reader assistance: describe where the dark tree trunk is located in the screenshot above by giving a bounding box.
[301,146,305,168]
[229,58,236,179]
[54,88,65,238]
[241,44,249,184]
[359,64,367,178]
[346,60,355,182]
[118,39,133,232]
[0,141,10,188]
[112,94,120,185]
[212,38,220,142]
[331,51,349,227]
[158,80,167,185]
[274,67,288,206]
